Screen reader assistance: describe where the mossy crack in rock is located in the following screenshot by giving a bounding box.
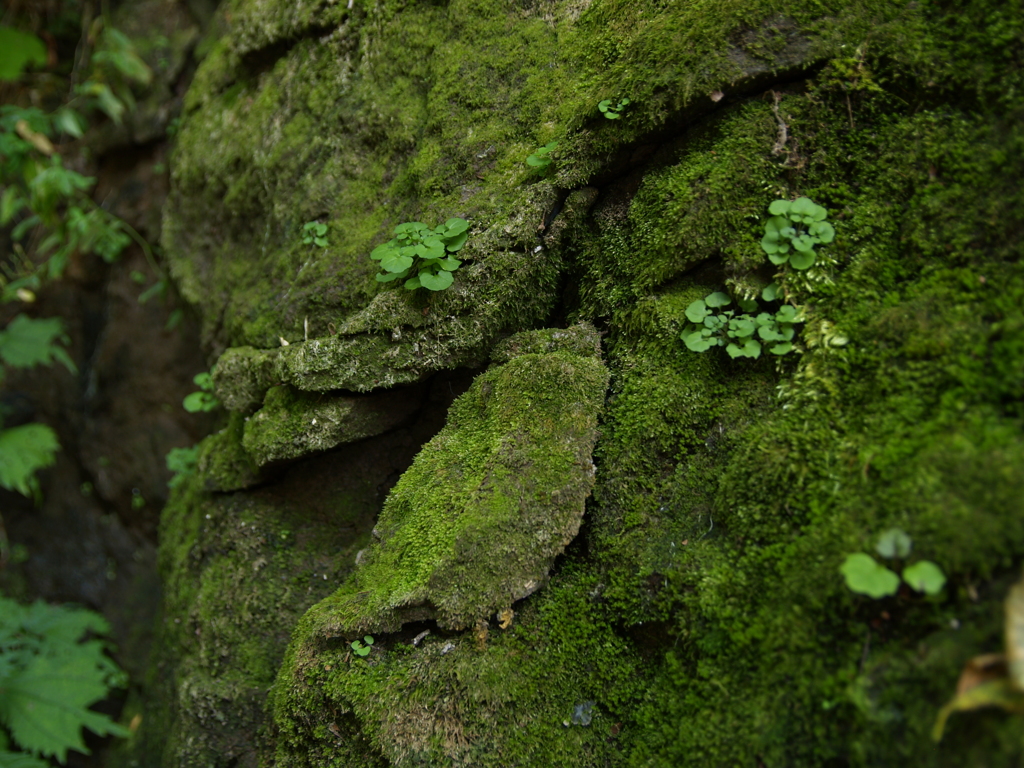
[308,323,608,633]
[242,384,424,467]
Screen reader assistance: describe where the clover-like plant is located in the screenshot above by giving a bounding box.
[183,371,220,413]
[302,221,329,247]
[526,141,558,174]
[840,528,946,598]
[760,197,834,270]
[681,289,800,359]
[598,98,630,119]
[351,635,374,657]
[370,218,468,291]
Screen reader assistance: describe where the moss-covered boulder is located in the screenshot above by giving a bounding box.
[129,0,1024,764]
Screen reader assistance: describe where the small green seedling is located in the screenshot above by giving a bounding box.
[526,141,559,174]
[681,289,800,359]
[841,528,946,598]
[598,98,631,119]
[351,635,374,657]
[370,217,469,291]
[302,221,329,247]
[760,197,834,270]
[183,371,220,412]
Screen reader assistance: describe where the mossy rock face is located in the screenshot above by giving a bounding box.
[138,0,1024,764]
[308,322,608,634]
[242,384,425,467]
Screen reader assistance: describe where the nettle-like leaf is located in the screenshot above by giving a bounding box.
[841,553,900,598]
[0,315,76,372]
[0,423,60,497]
[0,27,47,82]
[0,598,129,762]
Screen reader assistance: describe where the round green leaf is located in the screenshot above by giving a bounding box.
[439,257,462,271]
[902,560,946,595]
[810,220,835,243]
[790,197,817,218]
[775,305,798,323]
[685,300,709,323]
[789,251,816,270]
[419,269,454,291]
[791,235,815,253]
[403,275,421,289]
[704,292,731,308]
[768,199,791,216]
[526,154,548,167]
[761,282,781,302]
[380,251,414,273]
[183,391,219,413]
[444,230,469,251]
[737,298,758,313]
[728,317,755,338]
[376,268,409,283]
[875,528,912,559]
[841,553,900,598]
[370,243,394,261]
[769,342,793,355]
[767,250,790,266]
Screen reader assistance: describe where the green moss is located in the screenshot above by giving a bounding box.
[143,0,1024,763]
[241,384,423,466]
[273,565,650,767]
[300,324,608,634]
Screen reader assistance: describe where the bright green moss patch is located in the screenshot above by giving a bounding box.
[274,565,649,767]
[241,384,423,466]
[305,324,608,633]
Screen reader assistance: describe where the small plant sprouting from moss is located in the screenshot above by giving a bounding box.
[183,371,220,412]
[166,445,199,489]
[350,635,374,657]
[526,141,558,174]
[760,197,834,270]
[598,98,630,119]
[370,218,469,291]
[840,528,947,598]
[301,221,329,247]
[680,288,801,359]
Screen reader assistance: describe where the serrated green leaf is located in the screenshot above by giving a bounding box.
[0,424,60,497]
[0,642,128,762]
[0,28,47,81]
[0,315,76,372]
